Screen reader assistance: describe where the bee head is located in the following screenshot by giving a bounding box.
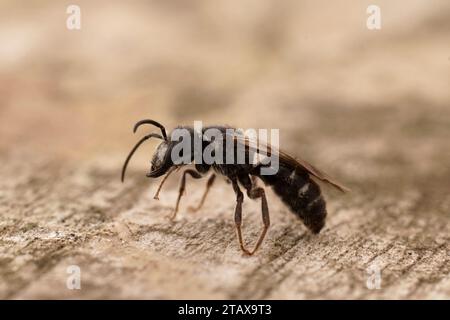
[147,141,174,178]
[121,119,173,181]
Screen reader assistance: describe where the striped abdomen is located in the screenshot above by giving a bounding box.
[258,165,327,233]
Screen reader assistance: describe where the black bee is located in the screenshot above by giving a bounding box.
[121,119,348,255]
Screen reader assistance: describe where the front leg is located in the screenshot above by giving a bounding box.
[153,166,178,200]
[171,169,203,220]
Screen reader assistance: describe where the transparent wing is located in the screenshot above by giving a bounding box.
[227,132,349,193]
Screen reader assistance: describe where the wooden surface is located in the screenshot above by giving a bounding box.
[0,0,449,299]
[1,149,449,299]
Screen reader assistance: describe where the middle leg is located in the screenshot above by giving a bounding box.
[188,173,216,212]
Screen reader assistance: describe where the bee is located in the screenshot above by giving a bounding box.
[121,119,348,255]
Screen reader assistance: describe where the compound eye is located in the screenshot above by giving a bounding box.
[151,142,169,170]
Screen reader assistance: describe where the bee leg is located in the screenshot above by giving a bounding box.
[153,166,178,200]
[188,173,216,212]
[246,187,270,255]
[239,175,270,255]
[170,169,202,220]
[231,179,251,255]
[251,175,258,188]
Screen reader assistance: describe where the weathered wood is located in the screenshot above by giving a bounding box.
[0,152,448,299]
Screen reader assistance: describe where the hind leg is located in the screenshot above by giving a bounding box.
[239,175,270,255]
[231,175,270,255]
[247,187,270,255]
[231,178,251,255]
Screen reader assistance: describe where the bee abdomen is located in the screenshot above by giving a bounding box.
[259,166,327,233]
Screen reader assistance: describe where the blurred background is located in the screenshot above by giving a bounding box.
[0,0,449,299]
[1,0,448,176]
